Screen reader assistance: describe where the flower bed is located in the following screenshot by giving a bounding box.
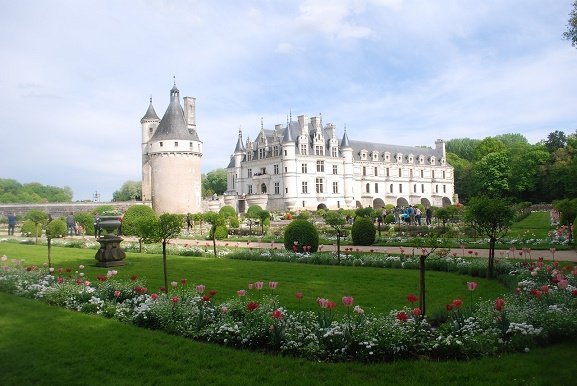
[1,256,576,362]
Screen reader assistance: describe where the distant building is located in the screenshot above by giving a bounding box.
[225,114,455,213]
[140,82,203,214]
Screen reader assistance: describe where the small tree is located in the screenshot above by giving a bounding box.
[204,211,225,257]
[154,214,183,293]
[45,219,67,268]
[434,207,451,232]
[122,205,158,252]
[323,211,348,263]
[351,217,376,246]
[465,197,514,278]
[553,198,577,244]
[257,209,270,235]
[246,205,262,232]
[24,210,48,244]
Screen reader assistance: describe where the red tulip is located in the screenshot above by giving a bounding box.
[295,292,304,300]
[247,301,260,311]
[407,294,418,303]
[171,296,179,304]
[342,296,354,307]
[412,307,422,317]
[452,298,463,308]
[272,309,283,320]
[494,298,505,311]
[396,311,408,322]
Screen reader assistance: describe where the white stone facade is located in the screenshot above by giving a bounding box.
[226,115,455,213]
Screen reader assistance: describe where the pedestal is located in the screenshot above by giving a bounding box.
[95,236,126,267]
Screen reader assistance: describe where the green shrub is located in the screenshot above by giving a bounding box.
[219,205,237,220]
[283,219,319,252]
[229,217,240,228]
[214,225,229,240]
[383,214,395,224]
[74,212,95,236]
[21,220,42,237]
[351,217,375,246]
[296,211,310,220]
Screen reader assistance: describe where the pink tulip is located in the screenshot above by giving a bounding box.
[342,296,354,307]
[171,281,178,287]
[268,281,278,290]
[558,280,569,290]
[255,281,264,290]
[272,309,283,320]
[412,307,422,317]
[295,292,303,300]
[467,281,478,291]
[237,289,246,297]
[196,284,205,293]
[114,290,121,298]
[248,283,254,290]
[354,305,364,315]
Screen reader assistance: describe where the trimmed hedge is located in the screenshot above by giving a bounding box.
[283,219,319,252]
[351,217,375,246]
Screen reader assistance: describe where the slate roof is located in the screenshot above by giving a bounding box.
[141,98,160,122]
[150,86,200,142]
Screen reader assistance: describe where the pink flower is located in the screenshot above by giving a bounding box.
[317,298,329,308]
[268,281,278,290]
[295,292,303,300]
[541,285,550,294]
[114,290,121,298]
[171,281,178,288]
[494,298,505,311]
[255,281,264,290]
[84,281,91,286]
[558,280,569,290]
[248,283,254,290]
[237,289,246,297]
[272,309,283,320]
[342,296,354,307]
[467,282,478,291]
[196,284,205,293]
[354,305,364,315]
[150,293,158,300]
[515,287,522,294]
[171,296,179,304]
[57,277,64,284]
[247,301,259,311]
[412,307,422,317]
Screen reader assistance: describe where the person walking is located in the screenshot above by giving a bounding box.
[66,212,76,236]
[7,213,17,236]
[425,207,432,226]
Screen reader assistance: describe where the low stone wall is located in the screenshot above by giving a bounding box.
[0,201,144,218]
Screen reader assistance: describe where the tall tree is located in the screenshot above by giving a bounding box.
[473,152,511,197]
[465,197,514,278]
[445,138,480,161]
[112,181,141,201]
[563,1,577,47]
[545,130,567,153]
[202,169,228,197]
[474,137,506,161]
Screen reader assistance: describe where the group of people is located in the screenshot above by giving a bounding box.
[392,205,433,226]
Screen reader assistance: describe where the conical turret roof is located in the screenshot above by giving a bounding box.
[150,84,198,141]
[340,129,351,148]
[234,129,245,153]
[141,98,160,122]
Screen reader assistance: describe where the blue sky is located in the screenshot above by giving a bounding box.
[1,0,576,201]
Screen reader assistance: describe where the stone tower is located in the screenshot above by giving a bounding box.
[142,82,203,214]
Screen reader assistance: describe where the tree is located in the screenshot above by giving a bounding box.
[45,219,67,268]
[553,198,577,243]
[245,205,262,232]
[354,207,374,219]
[122,205,158,252]
[112,181,142,201]
[545,130,567,153]
[24,210,48,244]
[563,1,577,47]
[447,152,475,202]
[323,211,348,263]
[0,179,72,203]
[204,212,225,257]
[257,210,270,235]
[154,214,183,293]
[474,137,506,161]
[202,168,227,197]
[473,152,511,197]
[445,138,480,161]
[465,197,514,278]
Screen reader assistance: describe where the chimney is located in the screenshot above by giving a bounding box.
[183,97,196,128]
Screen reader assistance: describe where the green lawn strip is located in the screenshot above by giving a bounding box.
[0,243,506,314]
[1,292,576,386]
[509,211,554,238]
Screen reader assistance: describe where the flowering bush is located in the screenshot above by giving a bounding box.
[1,256,576,363]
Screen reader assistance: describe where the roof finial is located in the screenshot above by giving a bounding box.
[344,124,347,133]
[149,95,153,104]
[238,126,242,136]
[173,75,176,87]
[261,117,264,131]
[289,109,292,123]
[319,113,322,128]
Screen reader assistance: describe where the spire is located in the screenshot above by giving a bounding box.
[234,127,245,153]
[150,81,197,141]
[320,112,323,128]
[141,96,160,122]
[170,77,179,102]
[282,120,295,144]
[260,117,264,131]
[340,125,351,148]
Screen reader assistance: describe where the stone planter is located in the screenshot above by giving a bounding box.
[95,215,126,267]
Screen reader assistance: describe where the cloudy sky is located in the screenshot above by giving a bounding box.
[1,0,576,201]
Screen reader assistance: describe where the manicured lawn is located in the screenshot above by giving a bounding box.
[1,292,576,386]
[507,211,553,239]
[0,243,506,314]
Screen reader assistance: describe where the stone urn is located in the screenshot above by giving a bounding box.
[95,215,126,267]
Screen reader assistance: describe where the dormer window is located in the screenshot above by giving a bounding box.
[418,155,424,164]
[396,153,403,163]
[430,156,436,165]
[384,153,390,162]
[360,150,368,160]
[408,154,414,163]
[441,158,446,165]
[372,151,379,161]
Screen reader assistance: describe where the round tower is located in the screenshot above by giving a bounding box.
[147,82,203,214]
[340,129,354,206]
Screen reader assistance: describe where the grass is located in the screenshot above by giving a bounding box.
[509,212,554,239]
[1,291,576,386]
[0,243,506,314]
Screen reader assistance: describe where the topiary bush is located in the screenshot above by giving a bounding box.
[351,217,376,246]
[21,220,42,237]
[283,219,319,252]
[214,225,229,240]
[229,217,240,229]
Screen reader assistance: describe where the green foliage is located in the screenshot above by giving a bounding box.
[156,214,183,242]
[473,152,511,197]
[474,137,506,160]
[295,210,310,220]
[446,138,480,161]
[554,198,577,227]
[383,214,395,224]
[112,180,141,201]
[21,220,42,237]
[45,219,67,239]
[202,168,227,197]
[351,217,376,246]
[355,207,374,218]
[229,217,240,228]
[219,205,237,220]
[92,205,117,215]
[0,179,72,203]
[122,205,158,247]
[283,219,319,252]
[214,225,228,240]
[564,1,577,47]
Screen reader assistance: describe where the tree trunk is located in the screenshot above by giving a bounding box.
[487,236,495,278]
[212,237,217,257]
[162,240,168,293]
[336,232,341,265]
[139,239,143,253]
[419,255,426,315]
[47,238,52,269]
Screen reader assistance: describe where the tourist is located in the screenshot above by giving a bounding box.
[415,207,422,226]
[186,213,192,232]
[66,212,76,236]
[7,212,16,236]
[425,207,432,225]
[94,215,101,238]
